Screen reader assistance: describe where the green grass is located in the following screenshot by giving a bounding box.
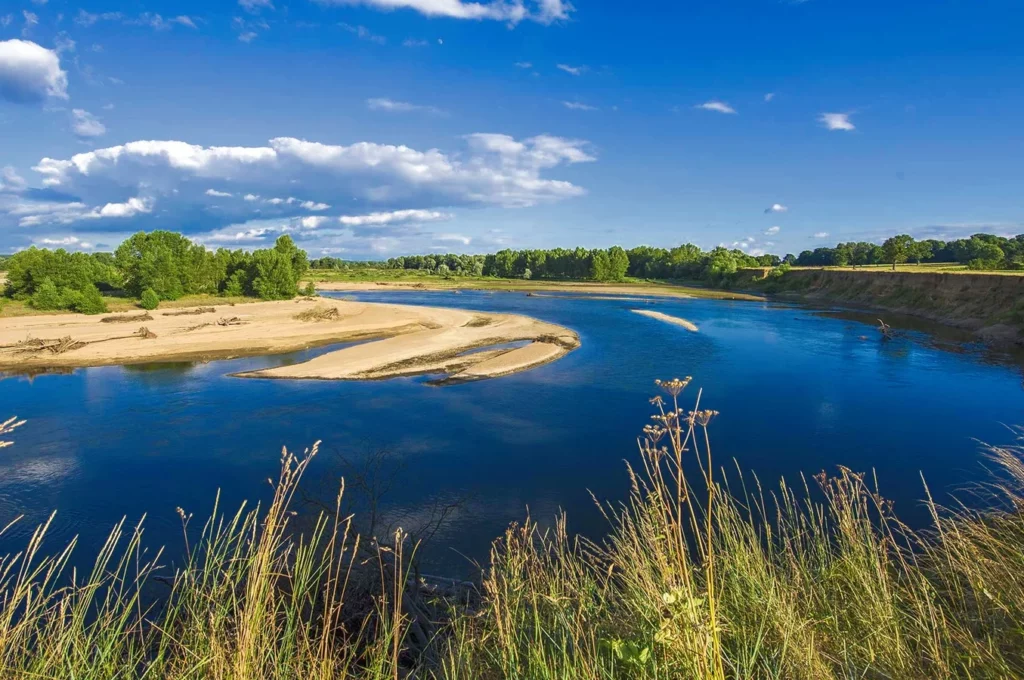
[0,293,262,318]
[2,382,1024,678]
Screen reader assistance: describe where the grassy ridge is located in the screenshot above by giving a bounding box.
[2,383,1024,678]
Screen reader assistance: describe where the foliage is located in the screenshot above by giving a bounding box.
[883,234,915,269]
[4,232,311,313]
[140,288,160,310]
[302,281,317,296]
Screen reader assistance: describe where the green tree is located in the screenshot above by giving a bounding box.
[882,234,915,270]
[607,246,630,281]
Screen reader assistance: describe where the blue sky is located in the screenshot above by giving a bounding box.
[0,0,1022,258]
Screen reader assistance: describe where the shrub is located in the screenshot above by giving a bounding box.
[140,289,160,310]
[69,284,108,314]
[29,278,63,310]
[302,281,316,297]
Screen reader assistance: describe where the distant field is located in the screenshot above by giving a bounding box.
[789,262,1024,276]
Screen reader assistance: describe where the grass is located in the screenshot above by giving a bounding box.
[2,382,1024,678]
[0,293,261,318]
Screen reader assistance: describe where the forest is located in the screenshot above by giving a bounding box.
[309,231,1024,282]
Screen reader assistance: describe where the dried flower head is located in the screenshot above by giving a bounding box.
[690,409,719,427]
[656,377,692,398]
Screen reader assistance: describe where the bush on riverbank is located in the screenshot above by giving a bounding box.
[2,384,1024,678]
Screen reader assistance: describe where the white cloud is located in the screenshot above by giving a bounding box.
[205,189,233,197]
[238,31,258,42]
[95,197,150,218]
[764,203,788,214]
[514,61,532,68]
[0,39,68,103]
[22,11,38,36]
[314,0,570,25]
[0,15,11,28]
[366,97,445,115]
[764,226,780,235]
[239,0,275,12]
[71,109,107,138]
[339,23,386,44]
[39,236,82,246]
[562,101,596,111]
[813,231,829,238]
[696,100,736,114]
[556,63,585,75]
[338,209,451,226]
[435,233,471,245]
[0,166,27,192]
[402,38,429,47]
[819,112,855,131]
[764,92,775,102]
[74,10,197,30]
[13,134,593,233]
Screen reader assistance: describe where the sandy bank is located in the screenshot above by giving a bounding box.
[0,298,579,383]
[314,280,763,301]
[631,309,699,332]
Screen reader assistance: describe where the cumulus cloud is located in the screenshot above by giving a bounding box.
[366,97,445,115]
[556,63,585,75]
[314,0,570,25]
[813,231,829,238]
[696,100,736,114]
[764,203,787,214]
[0,39,68,103]
[71,109,107,138]
[10,133,593,233]
[562,101,596,111]
[764,226,780,235]
[819,112,855,131]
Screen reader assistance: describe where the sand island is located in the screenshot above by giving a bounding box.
[0,297,579,384]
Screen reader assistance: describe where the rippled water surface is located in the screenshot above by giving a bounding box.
[2,290,1022,575]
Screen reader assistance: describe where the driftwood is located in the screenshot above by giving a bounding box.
[136,327,157,339]
[877,319,894,341]
[101,312,153,324]
[217,316,245,326]
[162,307,216,316]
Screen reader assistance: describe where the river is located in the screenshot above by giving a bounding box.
[1,289,1022,576]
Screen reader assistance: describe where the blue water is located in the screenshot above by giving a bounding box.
[1,290,1022,576]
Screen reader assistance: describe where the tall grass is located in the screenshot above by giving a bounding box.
[2,383,1024,678]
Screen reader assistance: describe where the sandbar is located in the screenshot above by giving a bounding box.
[0,297,579,384]
[631,309,699,332]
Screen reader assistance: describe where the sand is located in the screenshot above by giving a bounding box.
[631,309,699,332]
[0,297,579,384]
[314,280,764,301]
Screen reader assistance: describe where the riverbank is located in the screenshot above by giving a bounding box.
[312,278,765,301]
[744,268,1024,346]
[0,297,579,382]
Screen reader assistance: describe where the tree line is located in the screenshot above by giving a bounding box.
[373,232,1024,282]
[3,231,311,314]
